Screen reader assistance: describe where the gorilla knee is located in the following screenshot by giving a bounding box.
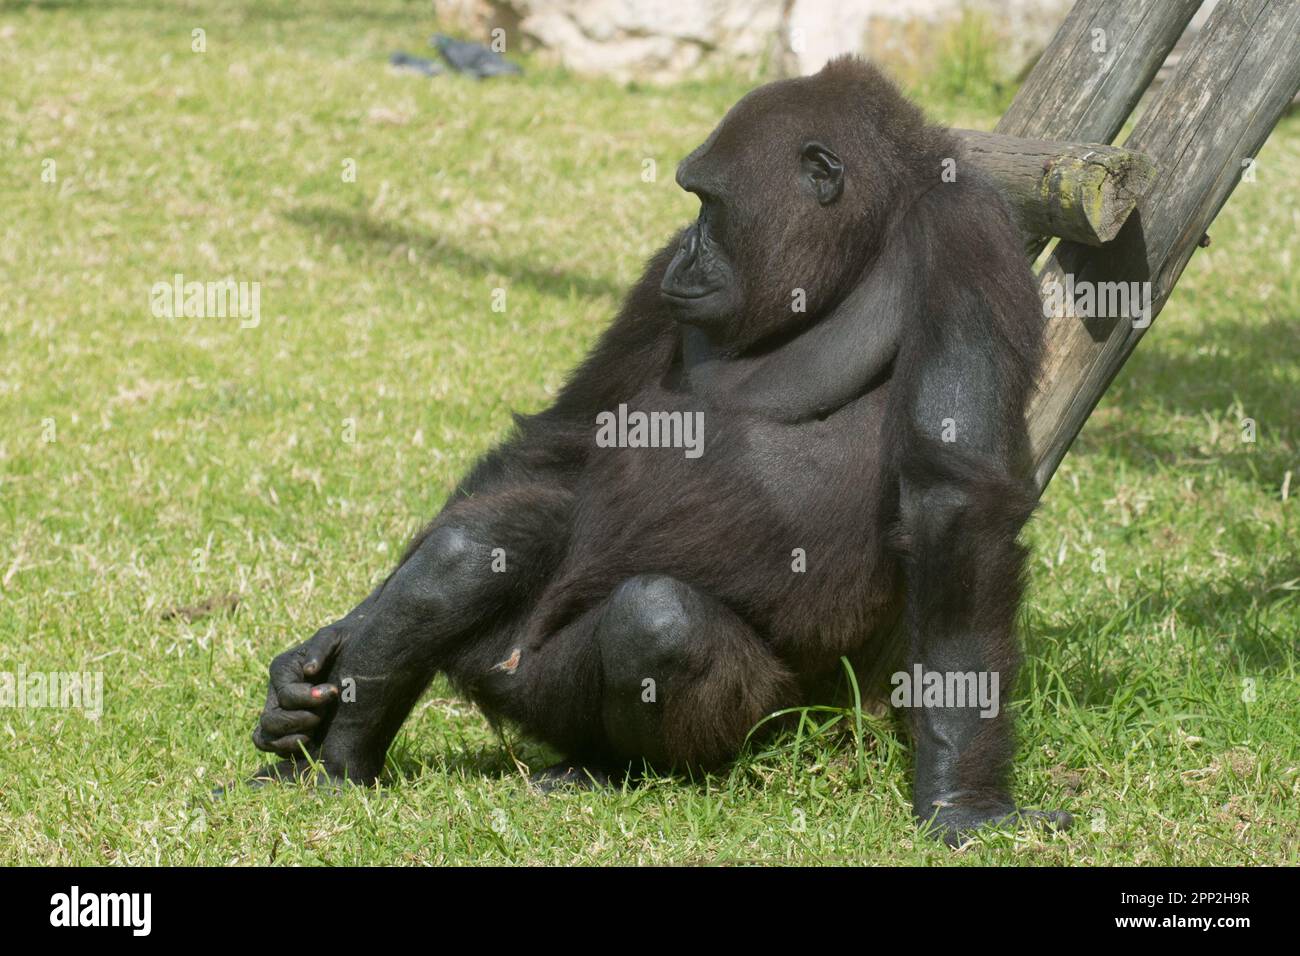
[600,574,694,675]
[597,574,791,770]
[598,575,699,766]
[382,524,481,621]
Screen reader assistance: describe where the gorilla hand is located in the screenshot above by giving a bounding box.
[251,624,346,757]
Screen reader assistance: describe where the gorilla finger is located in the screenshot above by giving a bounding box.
[301,628,346,677]
[275,681,339,710]
[252,725,282,754]
[265,734,312,757]
[258,708,322,738]
[269,648,308,688]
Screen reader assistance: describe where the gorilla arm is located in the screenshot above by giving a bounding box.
[887,181,1069,843]
[251,238,685,770]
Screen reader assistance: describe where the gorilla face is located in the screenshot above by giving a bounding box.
[659,74,867,350]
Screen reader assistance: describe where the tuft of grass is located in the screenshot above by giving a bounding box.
[0,0,1296,865]
[911,7,1018,115]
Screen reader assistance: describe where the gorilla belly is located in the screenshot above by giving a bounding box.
[561,383,897,658]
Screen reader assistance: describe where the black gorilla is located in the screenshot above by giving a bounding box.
[251,57,1070,844]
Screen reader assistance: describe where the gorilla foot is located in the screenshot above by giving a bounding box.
[919,801,1072,847]
[528,763,615,794]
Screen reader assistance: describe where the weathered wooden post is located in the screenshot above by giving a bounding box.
[954,130,1156,248]
[997,0,1203,141]
[1023,0,1300,490]
[956,0,1300,492]
[996,0,1202,259]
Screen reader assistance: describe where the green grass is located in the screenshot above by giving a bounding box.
[1,0,1296,866]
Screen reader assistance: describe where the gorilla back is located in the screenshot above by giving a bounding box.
[250,57,1071,845]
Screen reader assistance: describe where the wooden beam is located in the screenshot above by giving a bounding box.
[997,0,1203,142]
[955,129,1156,247]
[1027,0,1300,492]
[997,0,1202,257]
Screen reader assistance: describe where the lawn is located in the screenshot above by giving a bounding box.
[0,0,1296,865]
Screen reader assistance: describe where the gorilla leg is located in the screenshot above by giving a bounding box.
[597,574,796,770]
[475,574,796,777]
[254,484,570,784]
[899,461,1071,844]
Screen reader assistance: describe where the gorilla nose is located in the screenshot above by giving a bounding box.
[678,226,699,259]
[676,158,719,198]
[676,155,700,192]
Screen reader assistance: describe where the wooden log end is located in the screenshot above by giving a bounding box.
[954,129,1158,247]
[1042,148,1157,244]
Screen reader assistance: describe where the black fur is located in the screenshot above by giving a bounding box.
[250,58,1069,844]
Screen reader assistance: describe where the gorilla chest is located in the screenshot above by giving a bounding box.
[582,384,890,545]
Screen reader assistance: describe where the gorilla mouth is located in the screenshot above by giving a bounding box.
[660,286,721,301]
[660,220,731,306]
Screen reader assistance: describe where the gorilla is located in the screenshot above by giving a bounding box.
[250,57,1071,844]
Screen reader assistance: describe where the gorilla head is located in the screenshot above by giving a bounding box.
[660,57,946,351]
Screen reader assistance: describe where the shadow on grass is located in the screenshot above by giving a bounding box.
[1067,310,1298,487]
[282,204,625,303]
[386,743,519,783]
[1023,562,1300,712]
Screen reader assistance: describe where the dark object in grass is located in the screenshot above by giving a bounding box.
[389,51,442,77]
[430,34,522,78]
[249,57,1069,846]
[163,592,240,623]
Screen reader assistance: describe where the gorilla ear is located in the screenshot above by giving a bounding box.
[801,142,844,206]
